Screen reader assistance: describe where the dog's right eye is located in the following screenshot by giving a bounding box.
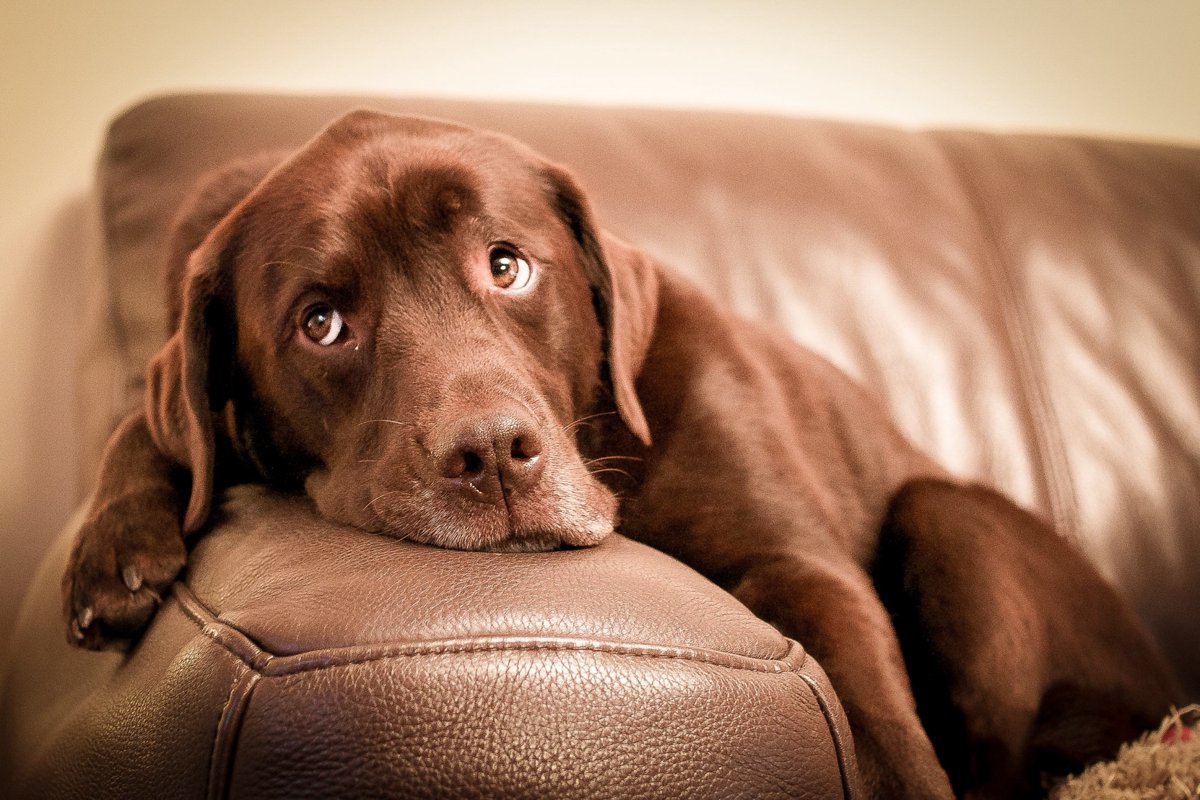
[302,305,345,346]
[489,247,534,292]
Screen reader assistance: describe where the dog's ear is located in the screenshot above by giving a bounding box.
[544,164,658,447]
[144,155,279,534]
[144,230,231,535]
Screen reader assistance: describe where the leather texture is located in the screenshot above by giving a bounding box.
[3,93,1199,797]
[2,488,858,799]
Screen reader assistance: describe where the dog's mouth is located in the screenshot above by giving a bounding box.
[372,489,616,553]
[308,449,618,553]
[476,531,588,553]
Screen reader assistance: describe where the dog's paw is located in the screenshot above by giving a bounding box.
[61,490,187,651]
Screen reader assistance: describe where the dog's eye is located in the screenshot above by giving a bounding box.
[489,247,534,292]
[302,305,345,346]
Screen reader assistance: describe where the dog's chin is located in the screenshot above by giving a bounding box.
[386,522,614,554]
[360,495,616,553]
[389,518,612,553]
[310,465,619,552]
[478,533,579,553]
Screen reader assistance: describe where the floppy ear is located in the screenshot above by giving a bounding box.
[545,164,658,447]
[144,236,228,535]
[144,155,277,534]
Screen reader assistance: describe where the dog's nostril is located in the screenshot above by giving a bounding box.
[511,436,537,461]
[510,428,544,462]
[441,448,485,480]
[461,450,484,476]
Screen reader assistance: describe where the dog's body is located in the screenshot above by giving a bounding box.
[63,111,1178,799]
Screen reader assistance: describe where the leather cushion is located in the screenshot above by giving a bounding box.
[1,487,859,799]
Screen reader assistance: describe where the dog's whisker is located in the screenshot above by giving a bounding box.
[587,467,634,481]
[562,411,617,433]
[583,455,644,465]
[363,490,399,512]
[289,244,325,257]
[564,411,616,429]
[358,418,415,429]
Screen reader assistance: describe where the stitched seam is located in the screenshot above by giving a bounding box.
[207,659,250,800]
[206,663,241,800]
[799,672,856,800]
[257,637,801,677]
[178,590,214,627]
[173,583,805,677]
[934,133,1079,537]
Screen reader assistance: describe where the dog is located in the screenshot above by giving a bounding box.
[62,110,1179,799]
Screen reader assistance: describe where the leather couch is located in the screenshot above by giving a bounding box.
[2,94,1198,798]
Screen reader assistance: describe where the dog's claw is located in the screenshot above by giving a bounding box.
[62,484,187,649]
[122,565,144,593]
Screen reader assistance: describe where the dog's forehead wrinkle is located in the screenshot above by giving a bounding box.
[364,129,548,220]
[371,299,487,385]
[248,240,360,321]
[379,283,467,333]
[324,161,486,271]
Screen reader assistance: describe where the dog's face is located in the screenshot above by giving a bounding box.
[147,111,656,552]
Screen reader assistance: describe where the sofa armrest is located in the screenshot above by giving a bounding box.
[2,486,859,799]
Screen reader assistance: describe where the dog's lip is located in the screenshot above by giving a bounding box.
[392,524,611,553]
[479,533,565,553]
[478,523,612,553]
[364,484,614,552]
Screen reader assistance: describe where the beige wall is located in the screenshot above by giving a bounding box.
[2,0,1199,647]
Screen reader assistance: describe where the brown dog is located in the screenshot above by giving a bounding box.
[62,110,1179,799]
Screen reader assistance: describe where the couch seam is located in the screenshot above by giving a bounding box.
[209,665,238,800]
[173,583,806,677]
[205,659,257,800]
[799,672,857,800]
[257,636,803,677]
[931,132,1079,538]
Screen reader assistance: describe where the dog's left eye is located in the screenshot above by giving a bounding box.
[489,247,534,292]
[302,305,345,346]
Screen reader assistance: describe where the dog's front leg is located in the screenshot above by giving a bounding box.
[733,555,954,800]
[62,411,188,650]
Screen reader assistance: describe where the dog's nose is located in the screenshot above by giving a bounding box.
[432,413,546,501]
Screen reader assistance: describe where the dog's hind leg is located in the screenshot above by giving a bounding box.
[874,478,1179,799]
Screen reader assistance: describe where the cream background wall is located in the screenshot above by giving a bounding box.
[2,0,1199,649]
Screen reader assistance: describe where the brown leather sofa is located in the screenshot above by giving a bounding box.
[2,94,1198,798]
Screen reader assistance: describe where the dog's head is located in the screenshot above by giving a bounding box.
[145,110,658,551]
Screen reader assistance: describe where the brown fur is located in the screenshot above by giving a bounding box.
[63,111,1180,799]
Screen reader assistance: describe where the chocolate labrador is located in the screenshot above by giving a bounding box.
[62,110,1178,799]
